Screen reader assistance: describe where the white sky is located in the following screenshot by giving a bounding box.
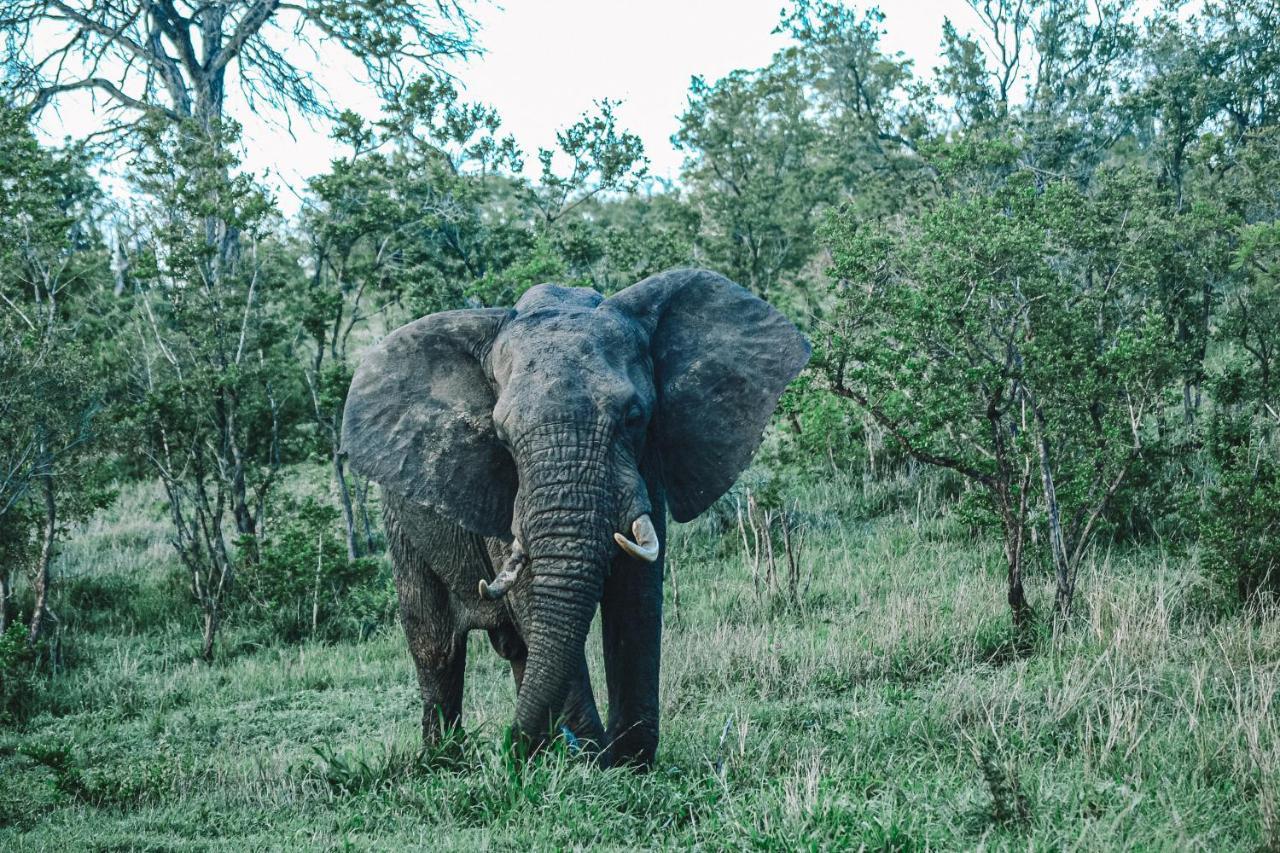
[34,1,984,214]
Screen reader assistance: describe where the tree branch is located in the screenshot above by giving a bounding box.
[208,0,281,75]
[829,379,996,487]
[49,1,152,65]
[28,75,179,118]
[152,0,202,78]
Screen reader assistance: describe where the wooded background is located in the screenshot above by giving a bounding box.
[1,2,1279,847]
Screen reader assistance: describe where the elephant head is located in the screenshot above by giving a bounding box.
[342,268,809,744]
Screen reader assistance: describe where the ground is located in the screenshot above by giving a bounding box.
[1,475,1277,850]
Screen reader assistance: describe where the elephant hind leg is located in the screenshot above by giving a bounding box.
[487,623,528,690]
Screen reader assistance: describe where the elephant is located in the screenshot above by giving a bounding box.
[341,267,809,768]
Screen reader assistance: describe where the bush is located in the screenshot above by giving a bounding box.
[0,622,39,724]
[233,496,394,643]
[1201,411,1280,602]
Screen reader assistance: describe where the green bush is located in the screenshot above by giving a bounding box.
[1201,410,1280,602]
[233,496,394,643]
[0,622,39,724]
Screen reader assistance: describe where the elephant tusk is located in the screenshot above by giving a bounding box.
[614,514,660,563]
[479,541,528,601]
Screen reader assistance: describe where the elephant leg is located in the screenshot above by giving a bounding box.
[601,508,666,769]
[488,623,528,691]
[559,654,605,755]
[394,559,467,746]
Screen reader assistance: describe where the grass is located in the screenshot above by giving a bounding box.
[2,472,1278,850]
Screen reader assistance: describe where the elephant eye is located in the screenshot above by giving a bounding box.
[624,403,646,431]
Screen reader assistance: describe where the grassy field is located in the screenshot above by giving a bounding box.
[2,474,1278,850]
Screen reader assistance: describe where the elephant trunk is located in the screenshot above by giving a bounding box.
[513,550,603,743]
[511,431,616,747]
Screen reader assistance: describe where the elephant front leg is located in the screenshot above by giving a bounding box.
[560,654,606,756]
[600,515,665,769]
[394,560,468,745]
[409,631,468,745]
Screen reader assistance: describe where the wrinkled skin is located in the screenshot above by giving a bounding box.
[343,268,809,768]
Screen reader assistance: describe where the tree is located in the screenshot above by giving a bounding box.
[124,118,301,660]
[819,142,1177,623]
[674,2,919,316]
[2,1,481,657]
[674,63,829,310]
[1,0,481,543]
[0,105,112,642]
[528,98,647,226]
[575,189,701,295]
[297,78,523,558]
[3,0,483,374]
[776,1,924,209]
[457,99,649,305]
[4,1,479,134]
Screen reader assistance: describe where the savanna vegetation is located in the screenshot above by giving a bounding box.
[1,0,1278,848]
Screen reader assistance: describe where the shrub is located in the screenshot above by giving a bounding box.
[818,155,1180,622]
[233,496,393,643]
[0,622,39,724]
[1201,409,1280,602]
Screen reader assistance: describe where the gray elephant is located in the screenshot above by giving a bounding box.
[341,268,809,768]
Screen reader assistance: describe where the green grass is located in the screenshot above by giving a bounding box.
[2,474,1278,850]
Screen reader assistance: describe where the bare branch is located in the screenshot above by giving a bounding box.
[48,1,153,65]
[208,0,282,75]
[27,74,179,118]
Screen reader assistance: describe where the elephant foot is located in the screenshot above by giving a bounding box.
[603,721,658,771]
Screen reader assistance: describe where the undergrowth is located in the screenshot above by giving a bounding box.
[1,473,1276,849]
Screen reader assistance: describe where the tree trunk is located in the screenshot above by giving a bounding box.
[224,390,258,559]
[201,603,219,663]
[1038,456,1073,619]
[333,445,359,561]
[358,477,376,554]
[1000,497,1031,631]
[27,467,56,645]
[312,530,324,636]
[1029,400,1074,619]
[0,568,11,634]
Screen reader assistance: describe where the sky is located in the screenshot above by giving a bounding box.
[34,0,984,214]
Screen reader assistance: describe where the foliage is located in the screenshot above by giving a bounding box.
[673,62,831,310]
[121,116,305,659]
[0,621,37,723]
[529,99,648,225]
[235,496,391,643]
[0,105,114,640]
[820,146,1180,620]
[1201,370,1280,601]
[1201,439,1280,603]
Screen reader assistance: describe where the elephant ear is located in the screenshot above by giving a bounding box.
[607,269,811,523]
[341,309,517,538]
